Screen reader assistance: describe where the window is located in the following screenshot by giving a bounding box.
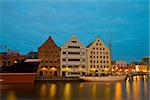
[103,48,105,50]
[96,43,98,45]
[97,48,98,50]
[97,56,98,58]
[100,43,101,45]
[68,46,80,48]
[94,56,95,58]
[93,48,95,50]
[63,59,66,61]
[100,48,102,50]
[90,60,92,63]
[91,52,92,54]
[106,52,108,54]
[8,61,10,65]
[62,65,66,68]
[90,65,92,68]
[72,41,77,43]
[68,52,80,54]
[97,61,98,63]
[103,56,105,58]
[90,56,92,58]
[82,59,85,62]
[97,65,99,68]
[82,65,85,68]
[68,59,80,61]
[104,61,105,63]
[107,61,109,63]
[63,52,66,54]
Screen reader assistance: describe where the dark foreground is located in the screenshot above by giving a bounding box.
[0,75,149,100]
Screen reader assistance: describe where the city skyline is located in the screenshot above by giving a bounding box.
[1,0,149,63]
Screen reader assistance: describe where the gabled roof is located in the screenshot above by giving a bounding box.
[62,35,85,48]
[38,36,59,49]
[86,41,95,48]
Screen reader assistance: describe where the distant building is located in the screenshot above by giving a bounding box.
[61,35,87,77]
[26,52,38,59]
[86,37,111,76]
[37,36,61,76]
[130,62,148,72]
[0,52,25,67]
[112,60,128,73]
[141,56,150,67]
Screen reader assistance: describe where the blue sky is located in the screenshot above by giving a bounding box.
[0,0,149,63]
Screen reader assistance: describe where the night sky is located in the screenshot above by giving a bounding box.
[0,0,149,63]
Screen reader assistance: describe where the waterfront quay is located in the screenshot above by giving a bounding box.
[35,76,80,81]
[35,72,149,81]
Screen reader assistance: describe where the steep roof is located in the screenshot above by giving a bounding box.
[38,36,58,49]
[86,41,95,48]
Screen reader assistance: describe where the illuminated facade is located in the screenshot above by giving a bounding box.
[130,62,148,72]
[61,35,87,77]
[37,36,61,76]
[87,37,111,76]
[112,60,128,73]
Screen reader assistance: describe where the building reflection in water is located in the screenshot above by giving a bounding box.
[40,83,47,100]
[115,82,122,100]
[64,83,71,100]
[7,91,16,100]
[132,76,141,100]
[92,84,97,99]
[143,76,148,97]
[105,83,111,99]
[125,79,131,99]
[49,84,56,98]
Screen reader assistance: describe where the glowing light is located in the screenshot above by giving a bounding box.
[115,82,122,100]
[135,66,139,72]
[7,91,16,100]
[66,68,69,71]
[111,69,114,71]
[49,84,56,98]
[14,61,17,63]
[41,84,46,97]
[51,67,55,71]
[116,67,118,69]
[126,80,131,99]
[42,67,47,71]
[64,83,71,100]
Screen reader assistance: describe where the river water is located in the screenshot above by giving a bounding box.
[0,75,149,100]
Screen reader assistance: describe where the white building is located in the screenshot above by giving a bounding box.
[61,35,87,77]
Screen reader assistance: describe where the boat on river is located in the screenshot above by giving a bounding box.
[0,73,36,83]
[79,75,127,82]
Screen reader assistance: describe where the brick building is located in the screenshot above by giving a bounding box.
[37,36,61,76]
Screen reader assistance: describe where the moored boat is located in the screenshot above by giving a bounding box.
[0,73,36,83]
[79,75,127,82]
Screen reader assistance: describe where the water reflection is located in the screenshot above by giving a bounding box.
[125,79,131,99]
[49,84,56,98]
[1,75,149,100]
[132,76,141,100]
[115,82,122,100]
[7,91,16,100]
[64,83,71,100]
